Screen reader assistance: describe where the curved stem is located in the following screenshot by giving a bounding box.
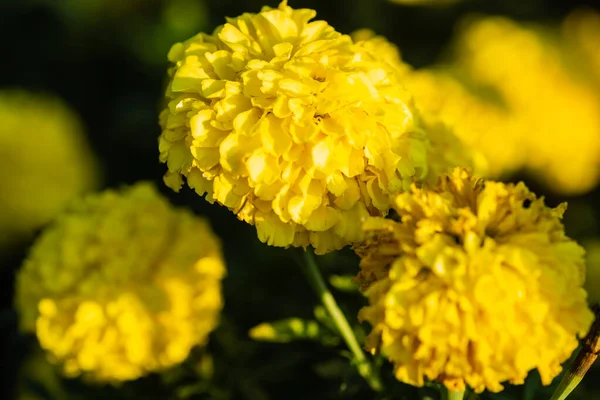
[299,249,383,392]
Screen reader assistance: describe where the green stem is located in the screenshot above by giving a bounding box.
[549,371,584,400]
[448,391,465,400]
[550,304,600,400]
[299,249,383,392]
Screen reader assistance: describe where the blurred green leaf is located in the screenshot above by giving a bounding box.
[17,345,68,400]
[328,274,360,293]
[466,389,480,400]
[176,381,211,399]
[249,318,340,346]
[523,370,541,400]
[193,354,214,381]
[160,365,189,386]
[239,379,269,400]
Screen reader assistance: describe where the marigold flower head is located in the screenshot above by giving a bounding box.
[15,183,225,382]
[0,90,100,248]
[451,17,600,194]
[159,1,466,254]
[355,168,593,393]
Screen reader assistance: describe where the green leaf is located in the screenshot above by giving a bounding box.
[239,379,270,400]
[160,365,189,386]
[249,318,338,345]
[176,382,211,399]
[523,370,541,400]
[328,274,359,292]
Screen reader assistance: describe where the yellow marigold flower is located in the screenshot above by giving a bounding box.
[0,90,100,248]
[355,168,593,393]
[15,183,225,382]
[405,70,522,178]
[159,1,465,254]
[451,17,600,194]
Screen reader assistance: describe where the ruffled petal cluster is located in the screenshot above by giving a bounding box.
[0,91,100,248]
[450,17,600,194]
[16,183,226,382]
[350,29,410,77]
[355,168,593,393]
[159,1,467,254]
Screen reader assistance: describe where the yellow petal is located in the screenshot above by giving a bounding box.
[247,149,280,185]
[303,206,340,231]
[255,212,296,247]
[259,113,293,155]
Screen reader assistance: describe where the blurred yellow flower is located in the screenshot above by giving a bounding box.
[355,168,593,393]
[15,183,225,382]
[159,1,469,254]
[406,70,522,178]
[451,17,600,194]
[0,91,100,248]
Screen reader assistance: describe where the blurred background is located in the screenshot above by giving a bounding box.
[1,0,599,399]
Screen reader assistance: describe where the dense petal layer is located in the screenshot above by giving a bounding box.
[15,183,226,382]
[159,1,469,254]
[355,168,593,392]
